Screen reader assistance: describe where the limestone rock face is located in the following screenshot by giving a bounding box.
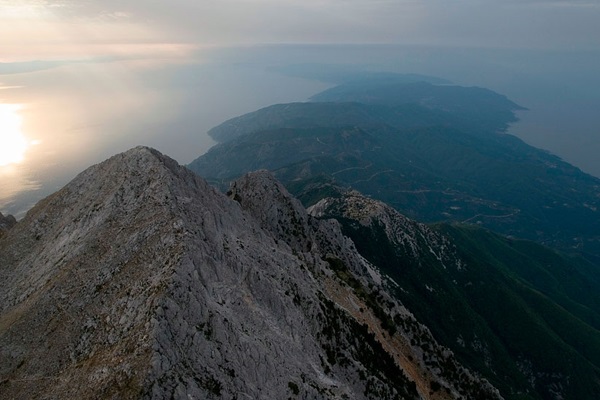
[0,146,500,399]
[308,191,459,269]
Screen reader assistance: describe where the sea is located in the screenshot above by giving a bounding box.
[2,44,599,218]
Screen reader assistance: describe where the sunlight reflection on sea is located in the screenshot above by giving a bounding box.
[0,54,329,219]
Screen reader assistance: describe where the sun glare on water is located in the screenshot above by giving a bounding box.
[0,104,29,167]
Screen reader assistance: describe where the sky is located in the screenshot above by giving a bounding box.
[1,0,600,217]
[2,0,600,57]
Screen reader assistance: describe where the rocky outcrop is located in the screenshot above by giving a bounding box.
[308,190,600,400]
[0,212,16,239]
[0,146,501,399]
[309,191,457,268]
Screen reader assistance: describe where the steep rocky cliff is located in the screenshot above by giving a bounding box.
[0,147,500,399]
[309,191,600,400]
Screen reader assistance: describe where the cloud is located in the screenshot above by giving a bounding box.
[0,1,200,62]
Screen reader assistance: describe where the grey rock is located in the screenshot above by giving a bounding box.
[0,146,501,399]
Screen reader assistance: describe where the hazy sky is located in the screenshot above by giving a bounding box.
[2,0,600,62]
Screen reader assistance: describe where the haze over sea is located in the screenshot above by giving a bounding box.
[1,44,600,218]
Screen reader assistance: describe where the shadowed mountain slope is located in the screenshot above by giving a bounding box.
[189,81,600,260]
[309,191,600,400]
[311,80,525,135]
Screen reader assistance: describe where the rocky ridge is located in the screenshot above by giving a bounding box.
[309,192,457,269]
[308,190,600,400]
[0,146,500,399]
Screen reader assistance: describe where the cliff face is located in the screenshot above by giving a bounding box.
[0,147,500,399]
[309,191,600,400]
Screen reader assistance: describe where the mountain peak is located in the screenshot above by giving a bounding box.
[227,169,315,253]
[0,147,502,399]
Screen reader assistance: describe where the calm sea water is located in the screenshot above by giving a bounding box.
[2,45,599,218]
